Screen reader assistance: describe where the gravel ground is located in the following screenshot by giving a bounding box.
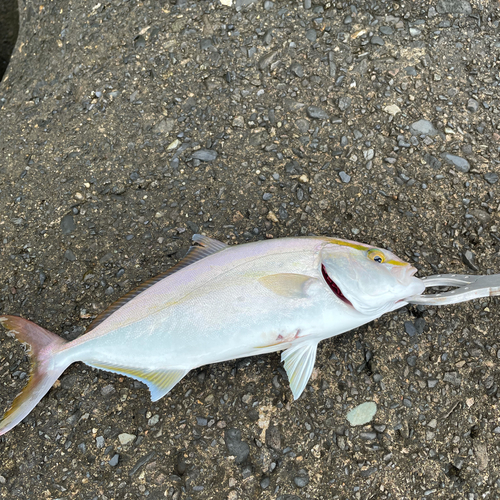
[1,0,500,498]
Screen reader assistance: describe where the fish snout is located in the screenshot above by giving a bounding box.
[391,264,418,286]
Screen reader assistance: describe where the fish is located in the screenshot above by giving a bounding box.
[0,234,433,435]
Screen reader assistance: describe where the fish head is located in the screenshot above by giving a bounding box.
[319,238,425,316]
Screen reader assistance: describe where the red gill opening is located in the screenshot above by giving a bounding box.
[321,264,353,307]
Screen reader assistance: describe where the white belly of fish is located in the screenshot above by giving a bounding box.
[69,273,367,371]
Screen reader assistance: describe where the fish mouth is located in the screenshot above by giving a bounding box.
[321,264,353,307]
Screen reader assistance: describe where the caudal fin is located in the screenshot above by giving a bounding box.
[0,315,67,435]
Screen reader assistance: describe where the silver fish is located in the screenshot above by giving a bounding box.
[0,234,495,435]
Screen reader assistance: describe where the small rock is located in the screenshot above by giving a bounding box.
[192,149,217,161]
[225,428,250,464]
[263,193,273,201]
[265,425,281,451]
[407,355,417,367]
[338,96,351,111]
[294,469,309,488]
[467,98,479,113]
[153,118,175,134]
[61,214,76,235]
[260,477,270,489]
[379,26,394,35]
[232,116,244,128]
[118,433,136,445]
[305,29,317,43]
[101,384,116,396]
[436,0,472,14]
[339,171,351,183]
[484,172,499,184]
[383,104,401,116]
[290,62,304,77]
[462,249,478,271]
[442,153,470,173]
[306,105,328,120]
[404,321,417,337]
[409,28,421,37]
[109,454,120,467]
[443,372,462,386]
[346,401,377,426]
[96,436,105,449]
[370,36,385,46]
[410,120,438,136]
[64,249,77,261]
[468,209,491,223]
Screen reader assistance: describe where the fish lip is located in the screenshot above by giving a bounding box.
[321,264,354,307]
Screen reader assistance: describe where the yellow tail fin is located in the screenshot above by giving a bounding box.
[0,316,67,435]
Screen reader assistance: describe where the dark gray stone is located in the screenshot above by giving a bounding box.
[339,171,351,183]
[370,36,385,46]
[338,96,351,111]
[467,98,479,112]
[484,172,499,184]
[61,213,76,235]
[306,105,328,120]
[442,153,470,173]
[410,120,438,136]
[192,149,218,161]
[436,0,472,14]
[224,429,250,464]
[404,321,417,337]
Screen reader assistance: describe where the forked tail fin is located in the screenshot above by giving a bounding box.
[0,315,68,435]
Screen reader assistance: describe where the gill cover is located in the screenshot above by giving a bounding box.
[320,241,425,315]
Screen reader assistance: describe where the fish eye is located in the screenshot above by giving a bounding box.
[367,249,385,264]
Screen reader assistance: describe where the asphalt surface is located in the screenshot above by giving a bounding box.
[0,0,500,499]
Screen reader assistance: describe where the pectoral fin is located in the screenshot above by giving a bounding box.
[281,341,318,400]
[87,362,189,401]
[258,273,313,298]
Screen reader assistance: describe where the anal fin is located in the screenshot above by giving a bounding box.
[87,362,189,401]
[281,341,318,400]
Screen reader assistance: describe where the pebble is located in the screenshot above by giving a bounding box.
[383,104,401,116]
[64,249,77,261]
[260,476,270,489]
[338,96,351,111]
[407,355,417,367]
[360,432,377,440]
[467,98,479,113]
[370,36,385,46]
[442,153,470,173]
[305,29,317,43]
[409,28,421,37]
[192,149,217,161]
[436,0,471,14]
[290,62,304,77]
[379,26,394,35]
[339,171,351,183]
[96,436,105,449]
[101,384,116,396]
[224,428,250,464]
[61,213,76,235]
[462,249,478,271]
[109,454,120,467]
[118,433,136,445]
[484,172,499,184]
[410,120,438,136]
[306,105,328,119]
[262,193,272,201]
[346,401,377,426]
[294,469,309,488]
[404,321,417,337]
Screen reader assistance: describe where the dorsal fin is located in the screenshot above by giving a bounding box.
[86,234,228,332]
